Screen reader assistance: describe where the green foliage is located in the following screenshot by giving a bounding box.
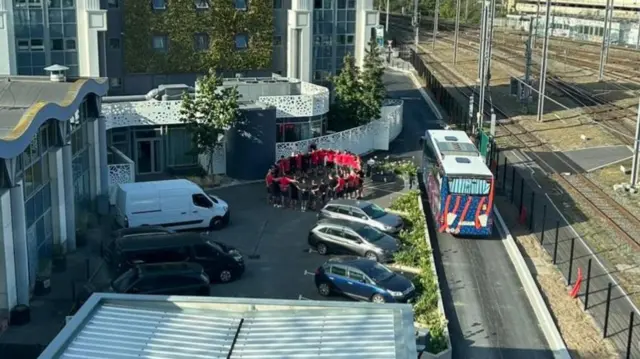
[331,54,363,130]
[123,0,273,73]
[359,36,387,124]
[378,158,418,177]
[389,191,449,354]
[179,70,241,173]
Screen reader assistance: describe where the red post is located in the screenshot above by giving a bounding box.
[570,267,583,298]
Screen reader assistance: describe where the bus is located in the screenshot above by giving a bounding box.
[421,130,495,237]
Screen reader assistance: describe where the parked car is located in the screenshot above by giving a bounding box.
[308,219,400,262]
[110,232,244,283]
[109,262,211,296]
[314,257,416,303]
[114,179,230,231]
[318,199,404,234]
[101,226,176,264]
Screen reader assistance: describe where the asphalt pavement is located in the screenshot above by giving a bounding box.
[384,70,553,358]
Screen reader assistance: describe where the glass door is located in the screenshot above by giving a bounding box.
[135,139,163,174]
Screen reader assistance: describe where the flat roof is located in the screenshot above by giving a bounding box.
[39,294,417,359]
[0,75,108,159]
[427,130,493,177]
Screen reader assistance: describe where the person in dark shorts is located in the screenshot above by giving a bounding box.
[290,177,300,209]
[310,179,320,210]
[327,174,338,199]
[265,169,274,204]
[319,179,328,205]
[357,168,365,199]
[279,175,292,208]
[271,177,281,208]
[299,178,310,212]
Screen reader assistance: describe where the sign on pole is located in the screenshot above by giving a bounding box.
[375,25,385,48]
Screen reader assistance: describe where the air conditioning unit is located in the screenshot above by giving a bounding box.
[158,84,190,100]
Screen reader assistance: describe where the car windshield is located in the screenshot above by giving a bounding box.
[208,195,219,204]
[355,225,386,242]
[111,269,138,292]
[361,204,387,219]
[365,263,395,282]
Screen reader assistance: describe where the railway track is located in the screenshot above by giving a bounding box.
[393,29,640,250]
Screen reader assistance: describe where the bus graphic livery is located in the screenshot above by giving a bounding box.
[421,130,494,237]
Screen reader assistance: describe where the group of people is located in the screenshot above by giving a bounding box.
[265,147,365,211]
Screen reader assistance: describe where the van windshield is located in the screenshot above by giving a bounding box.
[111,269,138,292]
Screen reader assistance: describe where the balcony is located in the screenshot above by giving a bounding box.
[107,146,135,204]
[101,76,330,129]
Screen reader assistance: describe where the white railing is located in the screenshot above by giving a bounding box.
[257,80,330,117]
[107,146,135,205]
[275,100,404,159]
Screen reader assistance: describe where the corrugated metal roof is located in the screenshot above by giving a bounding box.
[44,295,415,359]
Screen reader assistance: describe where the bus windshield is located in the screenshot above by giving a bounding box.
[448,177,491,195]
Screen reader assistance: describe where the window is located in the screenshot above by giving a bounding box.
[107,0,118,8]
[273,0,282,8]
[348,270,365,281]
[152,35,168,52]
[234,0,247,9]
[17,39,30,50]
[273,35,282,46]
[324,205,339,213]
[30,39,44,51]
[320,227,342,236]
[51,39,64,50]
[335,206,350,215]
[194,33,209,51]
[109,77,122,88]
[234,34,248,49]
[192,194,212,208]
[152,0,166,10]
[342,231,361,242]
[109,38,120,49]
[194,0,208,8]
[65,39,76,50]
[330,266,347,276]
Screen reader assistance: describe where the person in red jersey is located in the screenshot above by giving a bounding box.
[335,173,346,198]
[347,171,359,199]
[265,169,274,204]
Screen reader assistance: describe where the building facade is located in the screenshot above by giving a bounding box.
[1,0,378,94]
[0,73,108,315]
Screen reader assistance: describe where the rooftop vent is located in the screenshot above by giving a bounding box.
[158,84,190,100]
[44,64,69,82]
[455,157,471,164]
[444,136,458,141]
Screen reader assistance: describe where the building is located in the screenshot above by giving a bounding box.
[0,69,108,316]
[511,0,640,20]
[37,293,418,359]
[0,0,378,94]
[102,75,330,181]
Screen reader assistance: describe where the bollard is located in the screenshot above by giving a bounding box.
[584,259,592,310]
[567,238,576,285]
[540,205,547,244]
[518,178,525,209]
[502,157,508,191]
[510,167,516,202]
[529,191,536,231]
[553,221,560,264]
[603,283,613,338]
[626,312,635,359]
[86,258,91,280]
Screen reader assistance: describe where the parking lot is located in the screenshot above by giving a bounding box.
[204,178,410,302]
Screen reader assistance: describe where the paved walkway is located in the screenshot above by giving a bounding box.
[498,149,640,358]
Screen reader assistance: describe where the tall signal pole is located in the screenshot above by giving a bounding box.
[385,0,390,32]
[433,0,440,49]
[413,0,420,48]
[631,98,640,187]
[599,0,613,81]
[536,0,552,122]
[454,0,461,65]
[523,19,534,113]
[477,0,492,131]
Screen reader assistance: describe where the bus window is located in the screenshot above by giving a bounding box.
[448,178,491,195]
[423,140,437,163]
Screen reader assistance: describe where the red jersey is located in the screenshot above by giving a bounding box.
[348,174,357,186]
[283,158,291,172]
[337,177,345,190]
[280,177,291,191]
[327,151,335,163]
[311,151,319,164]
[266,173,273,186]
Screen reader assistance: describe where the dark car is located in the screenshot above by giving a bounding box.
[314,257,415,303]
[318,199,404,234]
[111,232,245,283]
[101,226,176,264]
[308,219,400,262]
[109,262,210,296]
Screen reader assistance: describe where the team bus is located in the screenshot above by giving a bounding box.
[421,129,494,237]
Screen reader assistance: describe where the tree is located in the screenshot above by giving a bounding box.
[179,69,241,174]
[331,53,364,129]
[360,35,387,123]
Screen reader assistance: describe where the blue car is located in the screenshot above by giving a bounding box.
[314,257,416,303]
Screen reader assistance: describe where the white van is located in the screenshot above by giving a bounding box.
[114,179,230,231]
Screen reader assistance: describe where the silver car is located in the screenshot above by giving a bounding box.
[318,199,404,234]
[308,219,401,262]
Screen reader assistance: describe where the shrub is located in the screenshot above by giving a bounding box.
[389,191,448,355]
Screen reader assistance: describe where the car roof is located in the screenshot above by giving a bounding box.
[316,218,367,230]
[118,179,201,193]
[326,256,378,269]
[117,232,206,251]
[113,226,173,237]
[326,199,372,209]
[136,262,203,276]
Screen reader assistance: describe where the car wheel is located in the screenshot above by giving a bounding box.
[210,217,224,230]
[365,251,379,262]
[219,270,233,283]
[371,294,386,303]
[317,282,331,297]
[317,243,328,255]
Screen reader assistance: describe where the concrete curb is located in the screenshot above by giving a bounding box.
[493,207,572,359]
